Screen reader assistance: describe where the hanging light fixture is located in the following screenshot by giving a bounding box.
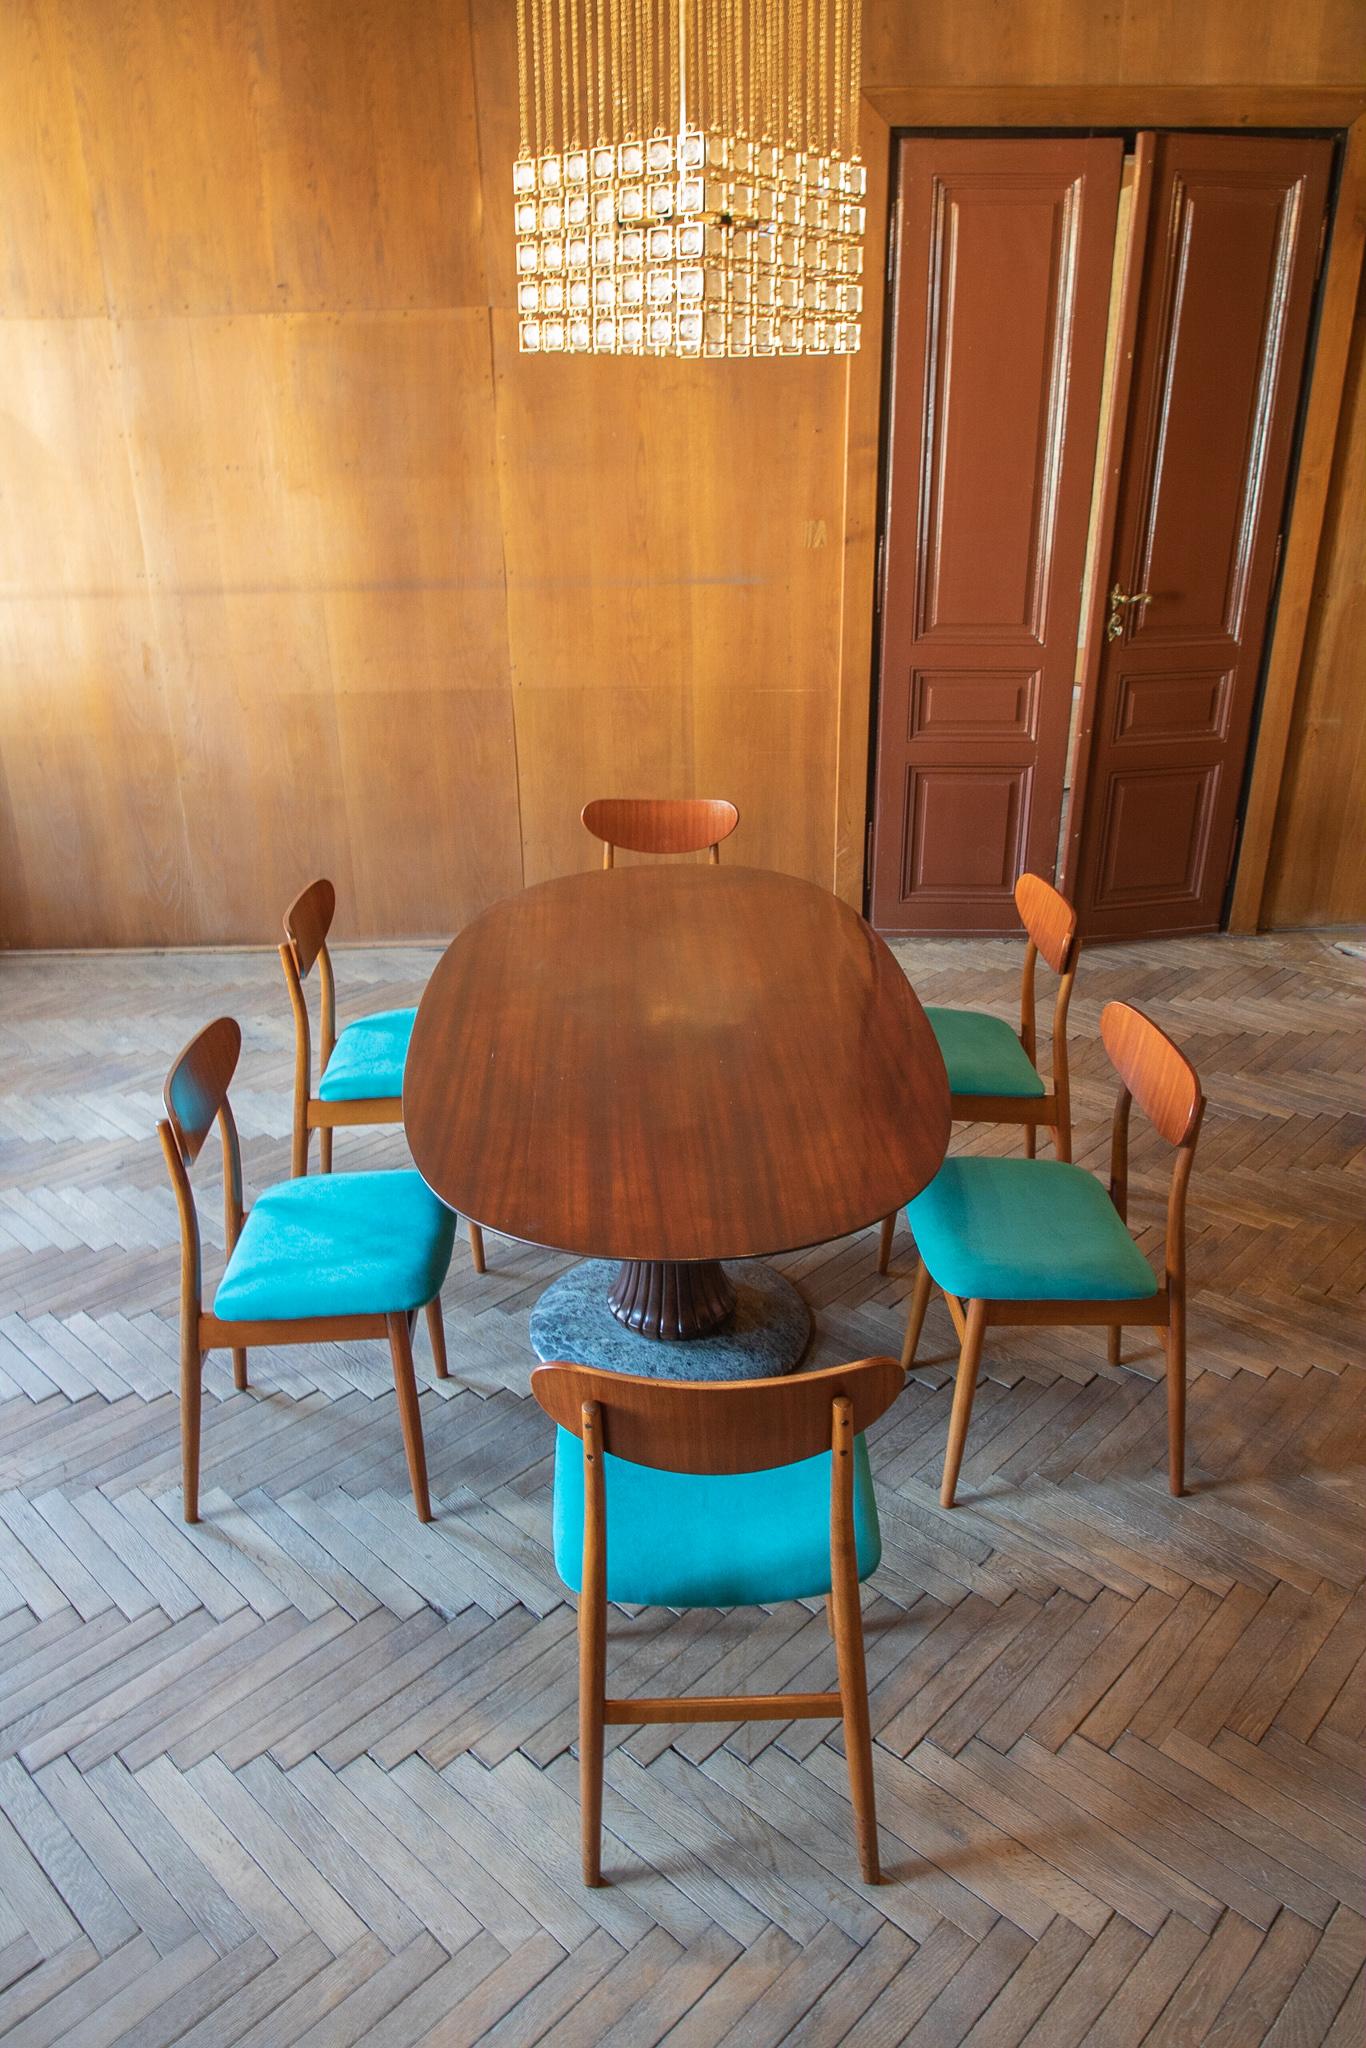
[514,0,865,358]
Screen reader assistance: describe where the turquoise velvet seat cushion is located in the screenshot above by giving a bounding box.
[552,1428,882,1608]
[214,1169,455,1322]
[909,1158,1158,1303]
[924,1006,1045,1100]
[318,1007,416,1102]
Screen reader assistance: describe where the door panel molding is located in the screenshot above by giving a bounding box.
[915,174,1086,645]
[1093,764,1221,910]
[909,670,1041,742]
[1128,168,1311,647]
[903,765,1032,900]
[1112,669,1234,744]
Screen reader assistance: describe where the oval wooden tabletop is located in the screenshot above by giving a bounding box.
[405,865,950,1263]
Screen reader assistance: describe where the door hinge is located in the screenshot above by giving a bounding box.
[875,530,887,615]
[865,819,874,881]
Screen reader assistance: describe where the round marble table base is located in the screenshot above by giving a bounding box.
[529,1260,812,1382]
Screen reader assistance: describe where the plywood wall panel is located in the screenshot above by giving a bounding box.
[61,0,488,318]
[491,318,844,692]
[257,0,488,311]
[111,317,329,594]
[0,321,145,595]
[335,686,523,933]
[468,0,519,312]
[144,588,354,944]
[1262,290,1366,927]
[865,0,1366,88]
[62,0,275,317]
[691,684,838,883]
[0,1,103,317]
[0,596,189,947]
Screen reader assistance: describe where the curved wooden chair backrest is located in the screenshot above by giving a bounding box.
[1014,872,1079,976]
[159,1019,247,1325]
[1101,1001,1204,1147]
[581,797,740,866]
[162,1017,242,1167]
[532,1356,905,1474]
[282,878,336,980]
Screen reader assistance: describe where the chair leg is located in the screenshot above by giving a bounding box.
[319,1127,333,1174]
[181,1342,204,1524]
[424,1297,450,1379]
[1165,1300,1187,1497]
[1024,1123,1037,1159]
[577,1399,609,1886]
[829,1561,881,1882]
[579,1587,607,1887]
[232,1348,248,1391]
[468,1221,486,1275]
[941,1298,988,1509]
[900,1262,933,1369]
[876,1213,896,1276]
[386,1313,432,1521]
[1107,1326,1122,1366]
[1053,1114,1072,1164]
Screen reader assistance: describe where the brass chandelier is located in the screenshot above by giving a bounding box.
[514,0,865,358]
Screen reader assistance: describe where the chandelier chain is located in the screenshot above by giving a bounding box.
[516,0,531,158]
[849,0,861,157]
[788,0,799,153]
[533,0,545,152]
[809,0,817,151]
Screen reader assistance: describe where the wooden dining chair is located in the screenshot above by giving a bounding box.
[878,871,1081,1274]
[580,797,739,867]
[531,1354,905,1887]
[158,1018,457,1525]
[900,1001,1205,1508]
[279,878,485,1272]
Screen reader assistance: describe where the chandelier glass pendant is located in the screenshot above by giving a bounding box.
[514,0,865,358]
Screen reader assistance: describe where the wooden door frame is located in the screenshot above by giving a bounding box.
[836,87,1366,933]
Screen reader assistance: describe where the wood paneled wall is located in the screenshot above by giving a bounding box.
[1263,272,1366,927]
[1,0,1363,946]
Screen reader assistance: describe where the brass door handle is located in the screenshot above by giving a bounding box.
[1106,584,1153,642]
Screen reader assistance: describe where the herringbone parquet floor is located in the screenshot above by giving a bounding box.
[0,929,1362,2046]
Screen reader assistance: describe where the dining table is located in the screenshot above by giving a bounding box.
[404,863,951,1379]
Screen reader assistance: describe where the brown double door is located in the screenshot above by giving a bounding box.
[870,131,1331,938]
